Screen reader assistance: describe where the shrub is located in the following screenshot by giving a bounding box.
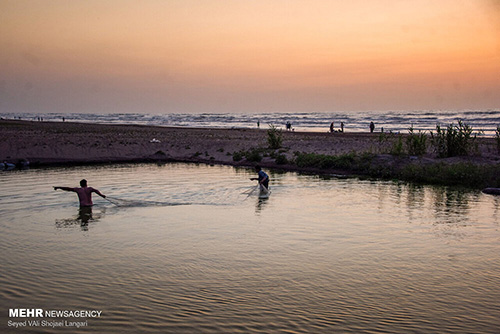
[275,154,288,165]
[233,148,263,162]
[378,132,388,144]
[430,120,477,157]
[245,148,263,162]
[391,136,404,156]
[406,126,427,156]
[267,124,282,149]
[232,151,244,161]
[295,152,356,169]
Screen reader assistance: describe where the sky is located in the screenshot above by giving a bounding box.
[0,0,499,114]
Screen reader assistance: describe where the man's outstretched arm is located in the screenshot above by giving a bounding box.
[92,188,106,198]
[53,186,77,192]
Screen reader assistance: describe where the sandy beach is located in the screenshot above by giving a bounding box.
[1,119,499,177]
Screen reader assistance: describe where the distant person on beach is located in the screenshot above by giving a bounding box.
[340,122,344,133]
[330,122,334,133]
[257,120,260,128]
[286,121,292,131]
[54,179,106,207]
[250,165,270,190]
[370,121,375,133]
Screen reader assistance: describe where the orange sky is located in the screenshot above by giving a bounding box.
[0,0,499,113]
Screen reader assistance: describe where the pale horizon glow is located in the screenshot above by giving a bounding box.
[1,0,499,114]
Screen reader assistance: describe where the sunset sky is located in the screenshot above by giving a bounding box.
[1,0,499,114]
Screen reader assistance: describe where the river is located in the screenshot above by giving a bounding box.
[1,163,499,333]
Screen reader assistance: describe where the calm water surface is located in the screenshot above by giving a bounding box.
[1,163,499,333]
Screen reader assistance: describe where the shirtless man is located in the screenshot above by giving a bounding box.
[54,179,106,207]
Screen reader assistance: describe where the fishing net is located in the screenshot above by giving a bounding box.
[104,196,195,207]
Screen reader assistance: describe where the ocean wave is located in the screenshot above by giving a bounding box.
[2,110,499,136]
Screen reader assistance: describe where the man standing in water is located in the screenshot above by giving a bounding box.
[250,165,270,191]
[54,179,106,207]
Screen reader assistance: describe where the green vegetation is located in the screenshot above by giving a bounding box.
[232,146,291,164]
[430,120,477,158]
[378,132,388,144]
[391,136,404,156]
[275,154,288,165]
[227,120,496,189]
[245,148,263,162]
[399,163,500,188]
[267,124,283,149]
[295,152,357,170]
[232,151,244,162]
[406,126,427,156]
[291,151,499,189]
[232,148,263,162]
[386,121,478,158]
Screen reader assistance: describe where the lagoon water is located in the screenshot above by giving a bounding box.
[1,163,499,333]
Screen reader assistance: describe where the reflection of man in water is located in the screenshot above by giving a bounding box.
[78,206,93,226]
[54,179,106,207]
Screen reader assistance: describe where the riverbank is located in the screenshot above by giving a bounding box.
[1,119,499,188]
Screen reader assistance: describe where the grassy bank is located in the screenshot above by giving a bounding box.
[292,152,500,189]
[231,148,500,189]
[248,120,500,189]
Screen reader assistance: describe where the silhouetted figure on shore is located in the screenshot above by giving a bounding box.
[370,121,375,133]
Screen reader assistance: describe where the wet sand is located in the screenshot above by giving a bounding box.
[1,119,499,173]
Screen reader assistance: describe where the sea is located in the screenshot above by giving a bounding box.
[1,110,499,136]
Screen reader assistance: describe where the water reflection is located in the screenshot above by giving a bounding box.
[429,187,474,227]
[369,181,493,241]
[405,184,426,209]
[55,206,105,230]
[254,197,270,214]
[493,197,500,218]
